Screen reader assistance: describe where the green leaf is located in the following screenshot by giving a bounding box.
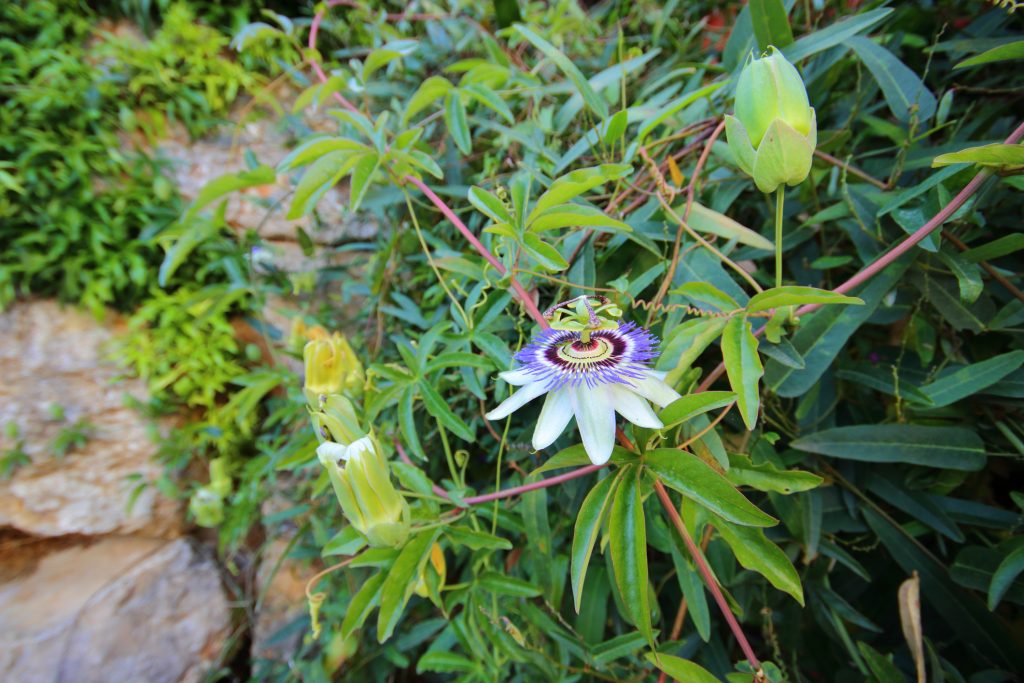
[530,164,632,220]
[416,651,479,674]
[607,465,654,645]
[636,82,725,145]
[445,525,512,551]
[478,570,543,597]
[670,282,739,312]
[645,449,777,527]
[341,571,386,639]
[377,529,440,642]
[530,444,637,476]
[404,76,453,123]
[749,0,794,51]
[362,40,417,82]
[348,153,380,212]
[659,391,737,430]
[443,91,472,155]
[659,317,729,385]
[418,380,474,442]
[513,24,608,119]
[528,204,631,233]
[722,316,764,431]
[783,8,893,62]
[857,642,906,683]
[954,40,1024,69]
[849,36,937,124]
[287,150,362,220]
[919,350,1024,408]
[603,109,629,146]
[989,546,1024,610]
[184,165,275,221]
[644,653,720,683]
[467,186,513,225]
[791,425,986,471]
[932,143,1024,170]
[766,257,910,397]
[424,352,494,374]
[322,525,367,557]
[962,234,1024,263]
[277,137,369,172]
[462,83,514,123]
[726,453,823,494]
[522,233,569,271]
[571,471,622,613]
[715,516,804,604]
[684,202,776,251]
[936,250,983,304]
[747,286,863,313]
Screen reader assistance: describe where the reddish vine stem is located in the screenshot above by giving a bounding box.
[615,428,764,673]
[653,479,763,674]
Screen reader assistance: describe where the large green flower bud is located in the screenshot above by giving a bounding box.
[303,331,364,405]
[317,436,410,548]
[726,47,817,193]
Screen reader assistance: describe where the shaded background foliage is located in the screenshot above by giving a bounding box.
[3,1,1024,682]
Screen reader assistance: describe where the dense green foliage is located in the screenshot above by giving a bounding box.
[5,1,1024,682]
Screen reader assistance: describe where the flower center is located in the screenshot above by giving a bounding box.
[556,338,615,365]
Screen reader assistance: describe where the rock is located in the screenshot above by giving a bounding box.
[167,92,378,253]
[0,301,181,537]
[251,537,307,663]
[251,494,308,663]
[0,537,231,683]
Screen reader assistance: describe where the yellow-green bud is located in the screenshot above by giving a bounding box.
[189,485,224,527]
[310,394,364,445]
[317,437,410,548]
[726,46,817,193]
[303,332,365,403]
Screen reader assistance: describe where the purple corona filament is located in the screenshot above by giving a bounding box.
[514,322,660,390]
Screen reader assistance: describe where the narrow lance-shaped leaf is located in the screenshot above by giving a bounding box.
[722,315,764,431]
[377,529,441,642]
[714,515,804,605]
[746,286,863,313]
[607,465,654,645]
[443,91,472,155]
[513,24,609,119]
[571,471,623,612]
[749,0,794,51]
[645,449,777,527]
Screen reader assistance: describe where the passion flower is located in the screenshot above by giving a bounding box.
[486,323,680,465]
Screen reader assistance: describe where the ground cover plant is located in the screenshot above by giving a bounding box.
[5,0,1024,681]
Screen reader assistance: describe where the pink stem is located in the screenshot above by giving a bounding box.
[654,479,762,672]
[697,119,1024,393]
[403,176,549,328]
[396,440,604,506]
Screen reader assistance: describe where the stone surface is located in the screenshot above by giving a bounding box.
[0,301,181,537]
[166,91,378,263]
[0,536,231,683]
[251,494,308,663]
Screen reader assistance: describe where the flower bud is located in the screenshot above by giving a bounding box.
[317,436,410,548]
[303,332,365,403]
[413,542,446,598]
[310,394,363,445]
[189,485,224,527]
[726,46,817,193]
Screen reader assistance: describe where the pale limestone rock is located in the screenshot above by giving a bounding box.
[0,301,180,537]
[0,537,230,683]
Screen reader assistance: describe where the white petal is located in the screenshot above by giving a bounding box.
[485,382,547,420]
[647,370,668,381]
[316,441,348,465]
[628,372,681,409]
[571,384,616,465]
[499,367,535,386]
[532,388,574,451]
[610,385,663,429]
